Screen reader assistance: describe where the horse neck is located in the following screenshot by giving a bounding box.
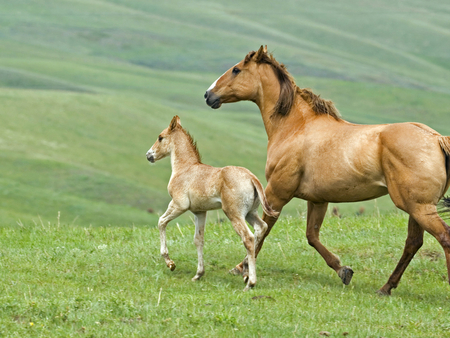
[255,77,316,140]
[170,132,201,173]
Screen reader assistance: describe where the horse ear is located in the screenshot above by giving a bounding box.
[169,115,181,130]
[253,45,266,62]
[263,45,268,53]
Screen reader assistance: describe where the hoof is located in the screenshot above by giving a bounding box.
[229,266,243,276]
[376,285,392,296]
[338,266,354,285]
[243,284,255,292]
[191,275,202,281]
[168,261,176,271]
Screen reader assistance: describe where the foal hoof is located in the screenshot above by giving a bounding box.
[243,284,254,292]
[191,275,202,281]
[168,261,176,271]
[229,266,243,276]
[338,266,354,285]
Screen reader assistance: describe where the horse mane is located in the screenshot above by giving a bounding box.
[244,50,341,120]
[298,88,341,120]
[179,127,202,163]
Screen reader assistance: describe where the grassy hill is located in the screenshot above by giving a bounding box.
[1,0,450,226]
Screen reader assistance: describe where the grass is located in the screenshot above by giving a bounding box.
[1,213,450,337]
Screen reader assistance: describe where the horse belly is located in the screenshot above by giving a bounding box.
[189,195,222,212]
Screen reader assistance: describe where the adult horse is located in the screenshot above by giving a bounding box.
[204,45,450,295]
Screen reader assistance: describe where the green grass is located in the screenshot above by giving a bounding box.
[1,214,449,337]
[1,2,450,337]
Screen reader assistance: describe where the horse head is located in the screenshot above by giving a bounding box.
[204,46,270,109]
[146,115,181,163]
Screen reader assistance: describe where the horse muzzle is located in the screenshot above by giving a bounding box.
[146,150,155,163]
[204,90,222,109]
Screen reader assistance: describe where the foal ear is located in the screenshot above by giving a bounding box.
[169,115,181,130]
[253,45,267,62]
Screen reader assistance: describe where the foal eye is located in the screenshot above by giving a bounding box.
[232,67,241,75]
[158,136,163,142]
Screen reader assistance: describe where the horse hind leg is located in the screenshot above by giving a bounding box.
[378,215,424,295]
[384,203,450,294]
[242,210,268,280]
[306,201,354,285]
[225,211,257,291]
[192,212,207,281]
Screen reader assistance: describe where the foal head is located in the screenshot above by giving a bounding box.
[146,116,202,164]
[204,45,296,116]
[146,115,181,163]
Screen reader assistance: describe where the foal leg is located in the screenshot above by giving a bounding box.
[226,213,257,291]
[378,216,424,295]
[243,210,269,282]
[158,200,186,271]
[192,212,207,281]
[306,201,353,285]
[230,183,289,275]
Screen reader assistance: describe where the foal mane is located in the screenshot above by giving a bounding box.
[244,50,341,120]
[179,127,202,163]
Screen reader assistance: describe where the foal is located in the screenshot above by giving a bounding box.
[146,116,278,291]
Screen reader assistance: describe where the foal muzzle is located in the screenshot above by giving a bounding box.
[146,150,155,163]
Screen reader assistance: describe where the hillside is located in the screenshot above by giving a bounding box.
[1,0,450,226]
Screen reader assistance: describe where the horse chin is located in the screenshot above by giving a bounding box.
[210,101,222,109]
[147,156,155,163]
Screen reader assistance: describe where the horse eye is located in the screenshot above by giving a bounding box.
[232,67,241,75]
[158,136,163,142]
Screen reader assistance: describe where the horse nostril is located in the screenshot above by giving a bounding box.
[204,91,208,99]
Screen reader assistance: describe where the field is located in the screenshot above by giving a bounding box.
[1,0,450,337]
[1,214,450,337]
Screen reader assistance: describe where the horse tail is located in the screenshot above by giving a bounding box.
[438,136,450,156]
[250,176,279,218]
[438,136,450,217]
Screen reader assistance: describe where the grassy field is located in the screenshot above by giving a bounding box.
[1,0,450,226]
[1,2,450,335]
[1,214,450,337]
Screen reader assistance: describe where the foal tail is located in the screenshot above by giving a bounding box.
[250,176,279,219]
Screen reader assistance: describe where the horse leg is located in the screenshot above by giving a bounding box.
[224,209,257,290]
[158,200,186,271]
[306,201,354,285]
[378,216,424,295]
[243,210,269,282]
[230,183,290,276]
[192,212,207,281]
[380,203,450,295]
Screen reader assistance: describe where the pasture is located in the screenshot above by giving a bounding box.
[1,0,450,337]
[1,214,449,337]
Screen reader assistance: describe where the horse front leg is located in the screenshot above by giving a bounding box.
[306,201,354,285]
[192,212,207,281]
[158,200,186,271]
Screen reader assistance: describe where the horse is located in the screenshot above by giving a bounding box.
[204,45,450,295]
[146,115,278,291]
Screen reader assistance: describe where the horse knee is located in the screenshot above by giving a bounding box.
[306,233,318,247]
